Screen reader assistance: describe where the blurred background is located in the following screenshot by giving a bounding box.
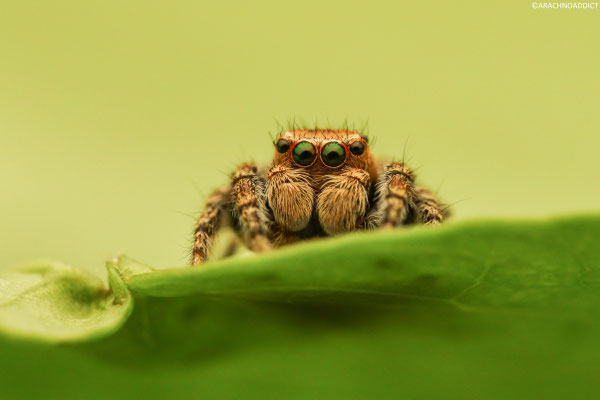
[1,0,598,275]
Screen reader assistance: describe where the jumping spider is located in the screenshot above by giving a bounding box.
[192,129,448,265]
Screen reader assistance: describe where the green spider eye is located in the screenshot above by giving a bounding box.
[292,141,317,166]
[276,138,290,153]
[321,142,347,168]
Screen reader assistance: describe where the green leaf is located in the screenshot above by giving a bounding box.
[0,260,132,342]
[1,215,599,399]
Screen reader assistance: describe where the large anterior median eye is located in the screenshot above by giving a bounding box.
[321,142,347,168]
[292,141,317,166]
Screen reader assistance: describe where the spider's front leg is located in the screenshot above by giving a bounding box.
[231,163,273,253]
[412,185,446,226]
[370,161,445,228]
[192,185,231,265]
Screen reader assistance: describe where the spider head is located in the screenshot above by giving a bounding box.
[273,130,371,172]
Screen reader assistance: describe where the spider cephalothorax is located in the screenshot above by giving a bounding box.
[192,129,448,265]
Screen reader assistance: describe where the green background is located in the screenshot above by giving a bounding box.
[1,0,598,274]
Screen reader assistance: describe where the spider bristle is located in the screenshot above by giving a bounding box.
[401,136,410,165]
[172,209,200,221]
[371,136,377,147]
[187,178,207,198]
[274,117,375,137]
[297,116,310,131]
[272,116,282,127]
[434,176,447,195]
[359,118,370,134]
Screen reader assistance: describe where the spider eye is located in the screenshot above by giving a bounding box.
[276,138,290,153]
[321,142,347,168]
[349,140,365,156]
[292,141,317,166]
